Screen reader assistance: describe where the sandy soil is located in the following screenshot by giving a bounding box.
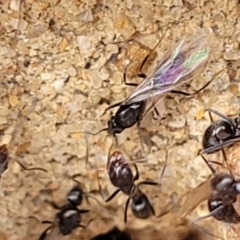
[1,0,240,239]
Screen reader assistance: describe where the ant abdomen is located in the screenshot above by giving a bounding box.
[131,192,155,219]
[107,151,134,188]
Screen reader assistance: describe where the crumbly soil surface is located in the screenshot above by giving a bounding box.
[0,0,240,239]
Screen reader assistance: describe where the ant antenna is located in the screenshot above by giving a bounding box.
[102,101,123,116]
[191,213,225,240]
[83,126,90,167]
[15,159,48,172]
[158,136,173,185]
[193,205,224,223]
[205,108,236,129]
[221,148,233,176]
[76,128,109,136]
[200,154,217,175]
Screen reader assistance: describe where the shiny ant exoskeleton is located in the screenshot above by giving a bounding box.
[38,184,90,240]
[200,152,240,223]
[201,108,240,154]
[98,149,161,223]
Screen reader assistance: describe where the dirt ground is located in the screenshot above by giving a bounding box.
[1,0,240,239]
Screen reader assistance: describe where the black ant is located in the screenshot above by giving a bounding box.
[201,108,240,154]
[198,151,240,223]
[38,183,91,239]
[83,35,224,137]
[97,148,162,223]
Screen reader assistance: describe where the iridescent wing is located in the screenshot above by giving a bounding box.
[123,32,210,106]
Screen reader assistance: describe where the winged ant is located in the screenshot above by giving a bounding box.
[85,32,225,137]
[201,108,240,154]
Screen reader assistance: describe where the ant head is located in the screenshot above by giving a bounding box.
[131,192,155,219]
[207,197,223,214]
[207,198,240,223]
[67,185,84,206]
[107,116,123,135]
[56,207,80,235]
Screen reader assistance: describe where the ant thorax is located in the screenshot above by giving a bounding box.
[107,151,134,188]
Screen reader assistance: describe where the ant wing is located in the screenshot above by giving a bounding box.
[123,31,210,105]
[201,136,240,154]
[178,176,212,217]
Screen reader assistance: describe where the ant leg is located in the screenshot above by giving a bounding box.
[133,164,139,181]
[206,109,234,127]
[104,189,121,202]
[136,122,148,161]
[78,224,86,229]
[41,220,52,224]
[38,226,52,240]
[102,101,123,116]
[124,197,131,224]
[45,200,61,210]
[16,160,48,172]
[137,181,159,187]
[149,202,156,216]
[123,32,167,87]
[208,111,214,123]
[79,209,90,214]
[123,65,139,86]
[200,154,216,174]
[138,32,167,77]
[84,131,89,167]
[170,68,225,97]
[221,148,232,175]
[97,171,121,202]
[193,205,224,223]
[153,107,166,121]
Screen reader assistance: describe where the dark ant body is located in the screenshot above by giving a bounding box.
[107,100,146,135]
[38,185,90,240]
[98,150,159,223]
[201,153,240,223]
[85,35,223,137]
[201,108,240,154]
[0,145,8,176]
